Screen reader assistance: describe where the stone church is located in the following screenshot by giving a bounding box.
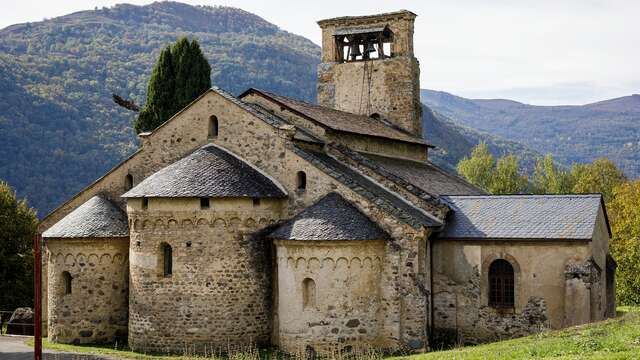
[39,10,616,354]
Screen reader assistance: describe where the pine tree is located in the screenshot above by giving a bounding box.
[134,38,211,133]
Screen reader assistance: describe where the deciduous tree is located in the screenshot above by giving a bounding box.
[607,180,640,305]
[456,142,495,191]
[571,158,627,202]
[0,181,38,311]
[532,154,574,194]
[489,154,528,194]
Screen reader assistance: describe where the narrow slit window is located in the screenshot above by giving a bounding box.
[142,197,149,210]
[252,198,261,207]
[125,174,133,191]
[62,271,72,295]
[200,198,210,209]
[302,278,316,310]
[297,171,307,191]
[489,259,515,308]
[208,115,218,138]
[162,243,172,277]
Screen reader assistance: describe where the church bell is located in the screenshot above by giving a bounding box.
[362,41,377,59]
[349,43,362,60]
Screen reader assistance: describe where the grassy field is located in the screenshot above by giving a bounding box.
[28,308,640,360]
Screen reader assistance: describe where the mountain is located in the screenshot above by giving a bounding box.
[423,105,541,173]
[0,1,535,216]
[421,89,640,177]
[0,2,319,216]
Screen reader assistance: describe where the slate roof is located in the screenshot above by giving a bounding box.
[362,153,486,196]
[293,146,442,229]
[122,144,287,198]
[240,89,428,145]
[42,196,128,238]
[269,192,390,240]
[438,195,605,240]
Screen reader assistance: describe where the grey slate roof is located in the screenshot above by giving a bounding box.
[293,146,442,229]
[363,153,486,196]
[269,192,390,241]
[122,144,287,198]
[240,89,428,145]
[42,196,128,238]
[439,195,604,240]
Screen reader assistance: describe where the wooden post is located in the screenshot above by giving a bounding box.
[33,233,42,360]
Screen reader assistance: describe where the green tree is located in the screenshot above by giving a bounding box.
[571,158,627,202]
[172,38,211,112]
[532,154,574,194]
[0,181,38,311]
[489,154,528,194]
[607,180,640,305]
[457,142,495,191]
[134,46,175,133]
[134,38,211,133]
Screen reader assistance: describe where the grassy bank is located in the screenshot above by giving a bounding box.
[28,308,640,360]
[399,307,640,360]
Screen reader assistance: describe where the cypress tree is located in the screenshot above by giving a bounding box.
[134,38,211,133]
[172,38,211,112]
[134,46,176,133]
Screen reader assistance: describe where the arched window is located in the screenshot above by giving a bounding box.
[489,259,514,308]
[296,171,307,191]
[302,278,316,309]
[125,174,133,191]
[208,115,218,138]
[162,243,172,277]
[62,271,72,295]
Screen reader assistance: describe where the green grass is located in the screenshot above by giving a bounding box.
[397,307,640,360]
[26,308,640,360]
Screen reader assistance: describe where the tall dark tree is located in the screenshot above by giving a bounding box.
[134,46,176,133]
[134,38,211,133]
[0,181,38,312]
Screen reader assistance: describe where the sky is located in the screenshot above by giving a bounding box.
[2,0,639,105]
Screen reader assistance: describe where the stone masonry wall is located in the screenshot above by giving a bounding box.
[317,57,422,137]
[275,240,386,354]
[278,150,433,352]
[46,238,129,344]
[432,240,593,345]
[127,197,283,353]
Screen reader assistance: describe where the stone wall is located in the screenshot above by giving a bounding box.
[46,237,129,344]
[431,240,594,345]
[127,197,283,353]
[317,58,422,137]
[274,240,386,354]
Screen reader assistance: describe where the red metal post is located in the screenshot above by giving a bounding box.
[33,233,42,360]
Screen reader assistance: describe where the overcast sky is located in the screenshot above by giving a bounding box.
[2,0,639,105]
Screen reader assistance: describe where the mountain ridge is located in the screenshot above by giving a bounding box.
[421,89,640,177]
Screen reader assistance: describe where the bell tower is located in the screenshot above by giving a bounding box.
[317,10,422,137]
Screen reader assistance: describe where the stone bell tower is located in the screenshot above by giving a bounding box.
[317,10,422,137]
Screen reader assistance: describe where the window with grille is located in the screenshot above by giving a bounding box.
[489,259,514,308]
